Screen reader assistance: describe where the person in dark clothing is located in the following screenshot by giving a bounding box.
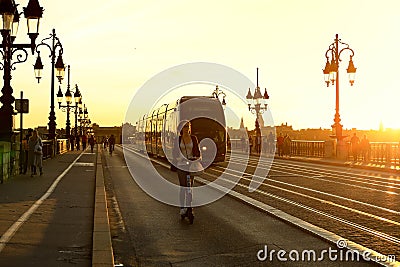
[69,135,75,151]
[172,121,201,224]
[22,128,33,174]
[82,134,87,150]
[108,134,116,154]
[89,135,96,153]
[76,135,81,150]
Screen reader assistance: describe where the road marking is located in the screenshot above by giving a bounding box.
[74,162,95,167]
[0,152,84,253]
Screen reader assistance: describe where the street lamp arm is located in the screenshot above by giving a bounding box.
[338,47,355,62]
[35,30,64,59]
[10,47,28,70]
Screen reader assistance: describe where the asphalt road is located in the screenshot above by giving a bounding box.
[102,146,378,267]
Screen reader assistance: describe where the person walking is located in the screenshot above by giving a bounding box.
[22,128,33,174]
[283,134,292,157]
[28,130,43,177]
[108,134,116,155]
[76,135,81,150]
[69,135,75,151]
[248,136,253,154]
[89,135,96,153]
[350,133,360,162]
[172,121,201,224]
[360,134,370,161]
[267,131,275,154]
[277,133,284,157]
[82,133,87,150]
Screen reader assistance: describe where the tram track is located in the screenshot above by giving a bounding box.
[121,145,400,265]
[231,154,400,191]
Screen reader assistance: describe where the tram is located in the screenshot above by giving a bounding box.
[136,96,227,163]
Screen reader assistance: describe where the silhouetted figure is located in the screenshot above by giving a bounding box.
[351,133,360,162]
[172,121,201,224]
[360,135,370,161]
[283,134,292,157]
[82,134,87,150]
[28,130,43,176]
[267,131,275,154]
[22,128,33,174]
[248,136,253,153]
[76,135,81,150]
[277,133,284,157]
[108,134,115,154]
[69,135,75,151]
[89,135,96,153]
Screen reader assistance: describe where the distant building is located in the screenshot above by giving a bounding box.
[92,123,122,144]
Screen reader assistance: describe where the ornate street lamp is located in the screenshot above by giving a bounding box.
[0,0,43,142]
[79,104,90,135]
[323,34,357,158]
[34,28,65,142]
[246,68,270,154]
[211,85,227,108]
[246,68,270,128]
[57,65,81,141]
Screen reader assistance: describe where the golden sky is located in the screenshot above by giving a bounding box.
[8,0,400,131]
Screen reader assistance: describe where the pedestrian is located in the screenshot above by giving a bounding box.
[103,136,108,149]
[283,134,292,157]
[240,136,245,152]
[22,128,33,174]
[89,135,96,153]
[350,133,360,162]
[248,136,253,154]
[277,133,284,157]
[172,120,201,224]
[108,134,116,154]
[69,135,75,151]
[256,132,261,154]
[28,130,43,177]
[82,133,87,150]
[267,131,275,154]
[76,135,81,150]
[360,134,370,161]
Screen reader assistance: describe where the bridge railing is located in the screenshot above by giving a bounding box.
[368,142,399,166]
[229,138,399,168]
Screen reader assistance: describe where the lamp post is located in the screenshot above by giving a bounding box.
[34,28,65,141]
[246,68,269,154]
[212,85,227,108]
[79,104,90,136]
[323,34,357,158]
[56,65,81,140]
[0,0,43,142]
[246,68,270,130]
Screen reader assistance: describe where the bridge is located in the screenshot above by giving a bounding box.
[0,144,398,266]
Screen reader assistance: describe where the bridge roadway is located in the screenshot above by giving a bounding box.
[0,145,398,266]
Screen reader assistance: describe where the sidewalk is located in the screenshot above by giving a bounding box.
[0,146,113,267]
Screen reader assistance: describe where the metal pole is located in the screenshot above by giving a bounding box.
[0,30,14,142]
[48,29,57,141]
[334,34,342,141]
[19,91,23,173]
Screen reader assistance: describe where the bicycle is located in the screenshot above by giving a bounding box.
[181,173,194,224]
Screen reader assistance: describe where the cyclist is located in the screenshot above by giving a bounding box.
[172,121,201,224]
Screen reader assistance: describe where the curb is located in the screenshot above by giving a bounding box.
[92,145,114,267]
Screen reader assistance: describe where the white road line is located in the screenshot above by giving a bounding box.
[0,153,84,253]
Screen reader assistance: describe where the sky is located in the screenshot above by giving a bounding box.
[7,0,400,132]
